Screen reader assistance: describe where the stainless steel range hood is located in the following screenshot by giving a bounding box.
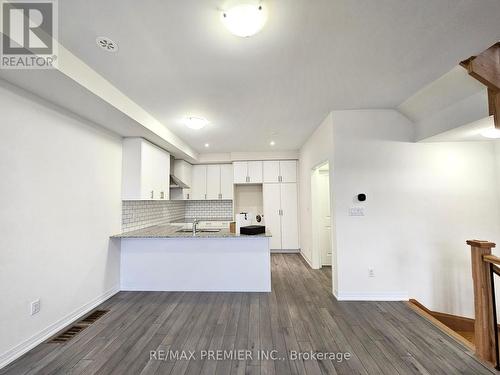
[169,156,190,189]
[170,174,189,189]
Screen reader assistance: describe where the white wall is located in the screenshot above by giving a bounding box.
[331,110,415,300]
[298,113,335,274]
[329,109,500,313]
[301,109,500,315]
[0,80,122,367]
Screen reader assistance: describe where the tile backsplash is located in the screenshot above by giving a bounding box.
[122,199,234,232]
[122,200,185,232]
[184,200,233,220]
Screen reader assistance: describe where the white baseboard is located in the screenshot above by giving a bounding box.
[299,251,315,269]
[0,286,120,370]
[335,291,408,301]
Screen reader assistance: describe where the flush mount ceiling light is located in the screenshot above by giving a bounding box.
[269,140,275,146]
[221,3,267,37]
[183,117,209,130]
[480,127,500,139]
[96,36,118,52]
[204,143,210,148]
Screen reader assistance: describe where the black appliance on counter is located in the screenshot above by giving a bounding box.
[240,225,266,235]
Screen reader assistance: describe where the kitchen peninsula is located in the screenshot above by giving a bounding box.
[112,224,271,292]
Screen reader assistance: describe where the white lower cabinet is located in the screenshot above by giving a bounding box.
[263,182,299,250]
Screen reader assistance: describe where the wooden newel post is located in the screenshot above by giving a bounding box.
[467,239,497,362]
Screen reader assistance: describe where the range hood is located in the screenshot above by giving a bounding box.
[170,174,189,189]
[169,156,190,189]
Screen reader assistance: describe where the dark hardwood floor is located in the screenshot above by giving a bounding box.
[1,254,494,374]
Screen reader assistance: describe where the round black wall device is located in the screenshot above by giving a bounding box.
[357,193,367,202]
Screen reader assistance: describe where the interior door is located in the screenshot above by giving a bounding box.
[233,162,248,184]
[279,160,297,183]
[220,164,234,199]
[280,183,299,250]
[263,183,282,250]
[191,165,207,200]
[206,165,220,200]
[263,161,280,183]
[247,161,263,183]
[319,171,332,265]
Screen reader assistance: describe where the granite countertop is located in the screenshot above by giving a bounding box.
[111,224,271,239]
[172,217,234,223]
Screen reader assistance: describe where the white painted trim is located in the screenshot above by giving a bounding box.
[0,286,120,370]
[300,250,317,269]
[335,292,409,301]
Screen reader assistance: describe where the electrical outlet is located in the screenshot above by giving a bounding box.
[368,268,375,278]
[31,299,40,315]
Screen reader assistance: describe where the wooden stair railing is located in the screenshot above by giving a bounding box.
[460,42,500,129]
[467,240,500,368]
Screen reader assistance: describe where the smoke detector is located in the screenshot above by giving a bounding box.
[96,37,118,52]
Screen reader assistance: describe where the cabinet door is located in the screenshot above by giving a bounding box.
[263,183,282,250]
[191,165,207,200]
[280,160,297,183]
[140,140,156,199]
[247,161,263,183]
[220,164,234,199]
[233,162,248,184]
[206,165,221,200]
[263,161,280,183]
[280,183,299,249]
[158,149,170,200]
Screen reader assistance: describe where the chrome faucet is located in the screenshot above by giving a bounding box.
[192,219,199,235]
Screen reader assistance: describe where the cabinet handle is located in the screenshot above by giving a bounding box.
[187,193,190,200]
[160,191,164,199]
[150,190,154,199]
[205,193,207,200]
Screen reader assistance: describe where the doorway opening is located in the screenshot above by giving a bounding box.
[311,161,332,271]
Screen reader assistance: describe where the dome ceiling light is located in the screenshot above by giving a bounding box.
[183,117,209,130]
[221,3,267,38]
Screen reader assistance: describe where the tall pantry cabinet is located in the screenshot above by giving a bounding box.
[262,161,299,251]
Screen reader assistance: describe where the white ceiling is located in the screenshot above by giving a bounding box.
[3,0,500,154]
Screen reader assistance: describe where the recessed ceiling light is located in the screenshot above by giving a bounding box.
[96,36,118,52]
[480,127,500,139]
[221,4,267,37]
[204,143,210,148]
[183,117,209,130]
[270,140,275,146]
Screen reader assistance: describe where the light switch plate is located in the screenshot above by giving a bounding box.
[349,207,365,216]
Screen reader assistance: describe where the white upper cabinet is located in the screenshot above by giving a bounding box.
[234,161,263,184]
[263,161,280,183]
[122,138,170,200]
[279,160,297,183]
[206,165,220,200]
[190,164,233,200]
[220,164,234,199]
[191,165,207,200]
[248,161,263,183]
[233,162,248,184]
[263,160,297,183]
